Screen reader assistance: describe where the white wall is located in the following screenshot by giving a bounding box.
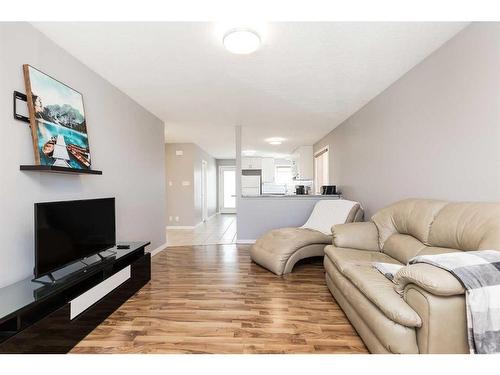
[314,23,500,218]
[0,23,166,288]
[165,143,217,226]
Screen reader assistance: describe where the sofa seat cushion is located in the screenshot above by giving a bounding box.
[324,245,401,273]
[324,246,421,328]
[250,228,331,275]
[325,258,419,353]
[416,246,464,257]
[342,264,422,327]
[255,228,331,255]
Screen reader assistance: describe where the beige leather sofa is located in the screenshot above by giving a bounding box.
[324,198,500,354]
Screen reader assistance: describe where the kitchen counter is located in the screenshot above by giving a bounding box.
[237,194,344,241]
[241,194,342,199]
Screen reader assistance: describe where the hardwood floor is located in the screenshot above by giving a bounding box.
[71,244,367,354]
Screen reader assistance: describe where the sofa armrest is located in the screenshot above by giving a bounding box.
[331,222,380,251]
[403,285,468,353]
[393,263,465,296]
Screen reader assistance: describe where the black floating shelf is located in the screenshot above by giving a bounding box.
[20,165,103,175]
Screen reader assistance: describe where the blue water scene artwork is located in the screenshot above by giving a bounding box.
[36,121,90,169]
[25,65,92,170]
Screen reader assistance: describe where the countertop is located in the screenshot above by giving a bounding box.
[241,194,342,199]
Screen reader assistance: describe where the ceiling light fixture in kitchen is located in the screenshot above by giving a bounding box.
[223,28,261,54]
[266,137,285,145]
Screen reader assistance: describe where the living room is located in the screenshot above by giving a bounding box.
[1,1,500,374]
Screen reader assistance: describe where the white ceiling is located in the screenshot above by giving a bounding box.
[33,22,468,159]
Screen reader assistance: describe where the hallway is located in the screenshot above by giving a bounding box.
[166,213,237,246]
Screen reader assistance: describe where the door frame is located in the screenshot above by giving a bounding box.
[314,146,330,194]
[218,165,236,214]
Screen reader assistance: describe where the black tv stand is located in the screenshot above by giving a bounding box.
[0,242,150,353]
[31,249,119,286]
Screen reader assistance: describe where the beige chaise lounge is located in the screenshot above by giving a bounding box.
[250,199,363,275]
[325,198,500,354]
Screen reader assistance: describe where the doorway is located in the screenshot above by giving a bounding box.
[314,146,329,193]
[219,166,236,214]
[201,160,208,222]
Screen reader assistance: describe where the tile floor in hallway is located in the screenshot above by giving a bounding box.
[166,213,237,246]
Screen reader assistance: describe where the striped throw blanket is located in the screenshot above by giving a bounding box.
[410,250,500,354]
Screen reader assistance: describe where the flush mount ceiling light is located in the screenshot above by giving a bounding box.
[266,137,285,145]
[223,28,261,54]
[242,150,257,155]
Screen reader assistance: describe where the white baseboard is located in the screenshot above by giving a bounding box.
[167,213,219,230]
[166,225,196,229]
[236,239,256,244]
[149,242,168,257]
[205,212,217,221]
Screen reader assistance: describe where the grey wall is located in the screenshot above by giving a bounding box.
[165,143,217,226]
[193,146,217,222]
[314,23,500,218]
[165,143,196,226]
[237,196,339,241]
[0,23,166,288]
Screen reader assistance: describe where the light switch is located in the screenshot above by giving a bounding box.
[176,150,183,156]
[168,181,173,186]
[182,181,190,186]
[175,216,179,222]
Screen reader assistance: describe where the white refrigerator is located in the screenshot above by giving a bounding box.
[241,174,261,196]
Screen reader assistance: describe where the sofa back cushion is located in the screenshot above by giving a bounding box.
[428,202,500,251]
[372,199,500,264]
[372,199,448,249]
[382,233,427,264]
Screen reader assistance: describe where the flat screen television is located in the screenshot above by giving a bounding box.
[34,198,116,278]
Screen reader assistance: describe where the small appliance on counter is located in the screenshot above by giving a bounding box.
[321,185,337,195]
[295,185,312,195]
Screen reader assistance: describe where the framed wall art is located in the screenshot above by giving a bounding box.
[23,65,92,170]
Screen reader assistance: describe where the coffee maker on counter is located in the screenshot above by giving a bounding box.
[295,185,312,195]
[321,185,337,195]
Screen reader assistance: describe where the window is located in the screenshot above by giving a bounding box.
[314,147,329,193]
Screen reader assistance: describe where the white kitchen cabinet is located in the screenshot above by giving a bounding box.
[242,157,262,170]
[292,146,313,180]
[261,157,275,183]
